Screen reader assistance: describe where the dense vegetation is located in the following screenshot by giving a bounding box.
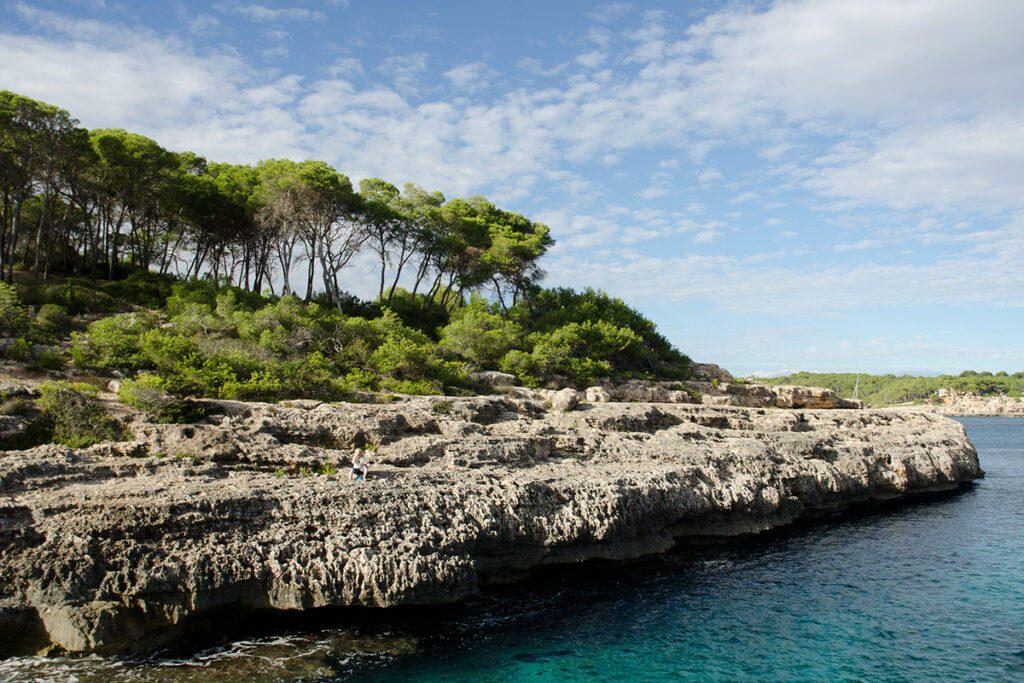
[0,89,694,451]
[760,371,1024,406]
[1,275,688,399]
[0,90,551,313]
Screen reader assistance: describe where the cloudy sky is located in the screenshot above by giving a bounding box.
[2,0,1022,376]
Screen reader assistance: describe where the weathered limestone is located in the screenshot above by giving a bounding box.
[0,394,981,657]
[550,388,580,411]
[689,363,733,383]
[924,390,1024,417]
[469,371,518,387]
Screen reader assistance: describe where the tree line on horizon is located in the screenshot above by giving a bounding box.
[760,370,1024,406]
[0,90,552,315]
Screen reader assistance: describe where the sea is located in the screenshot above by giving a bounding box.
[3,416,1021,682]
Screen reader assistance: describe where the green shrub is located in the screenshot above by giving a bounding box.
[370,336,432,379]
[72,312,157,371]
[383,378,443,395]
[500,349,540,387]
[438,297,523,369]
[375,287,451,337]
[36,380,124,448]
[6,337,32,361]
[140,330,199,371]
[20,278,121,315]
[103,272,176,309]
[166,278,269,317]
[0,282,29,335]
[28,348,66,371]
[31,303,73,343]
[119,374,207,423]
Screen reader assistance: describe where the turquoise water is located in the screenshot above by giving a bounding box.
[345,417,1024,682]
[3,417,1021,682]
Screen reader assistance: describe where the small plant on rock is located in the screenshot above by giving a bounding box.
[36,380,124,448]
[119,374,207,423]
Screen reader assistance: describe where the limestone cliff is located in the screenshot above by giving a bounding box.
[926,389,1024,417]
[0,395,981,656]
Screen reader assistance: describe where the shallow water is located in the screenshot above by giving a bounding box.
[4,417,1021,682]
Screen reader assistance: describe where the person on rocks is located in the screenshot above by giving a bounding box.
[350,448,369,482]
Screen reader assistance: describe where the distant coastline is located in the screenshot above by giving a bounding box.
[759,371,1023,413]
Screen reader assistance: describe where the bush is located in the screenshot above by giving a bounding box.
[72,312,157,371]
[6,337,32,361]
[119,374,207,423]
[31,303,73,343]
[36,380,124,447]
[28,348,66,371]
[438,297,523,369]
[103,272,176,309]
[500,349,540,387]
[20,278,121,315]
[166,278,270,317]
[0,282,29,335]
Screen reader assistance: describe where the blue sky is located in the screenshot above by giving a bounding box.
[2,0,1022,376]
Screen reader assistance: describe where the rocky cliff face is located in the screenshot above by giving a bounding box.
[0,395,981,656]
[926,390,1024,417]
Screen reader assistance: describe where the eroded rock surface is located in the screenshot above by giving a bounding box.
[923,390,1024,417]
[0,396,981,656]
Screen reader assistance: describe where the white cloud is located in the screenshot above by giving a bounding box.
[327,57,363,78]
[545,218,1024,317]
[588,3,632,24]
[443,62,497,91]
[697,168,722,184]
[214,2,325,22]
[575,51,606,69]
[806,114,1024,211]
[834,239,882,252]
[638,184,669,200]
[189,14,219,33]
[693,229,723,244]
[729,191,758,204]
[378,53,429,94]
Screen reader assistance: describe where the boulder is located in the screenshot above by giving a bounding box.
[550,388,580,411]
[470,371,518,387]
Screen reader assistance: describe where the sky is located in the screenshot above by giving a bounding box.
[1,0,1022,376]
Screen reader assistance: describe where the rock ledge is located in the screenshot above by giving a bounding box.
[0,396,981,656]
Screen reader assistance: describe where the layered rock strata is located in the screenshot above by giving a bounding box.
[529,379,861,410]
[0,396,981,656]
[926,390,1024,417]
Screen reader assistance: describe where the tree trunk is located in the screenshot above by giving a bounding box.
[7,196,23,284]
[305,243,316,301]
[33,189,50,276]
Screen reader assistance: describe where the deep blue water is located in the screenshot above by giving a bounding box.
[3,417,1022,682]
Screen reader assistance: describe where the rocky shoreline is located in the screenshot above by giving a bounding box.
[0,388,982,657]
[926,390,1024,417]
